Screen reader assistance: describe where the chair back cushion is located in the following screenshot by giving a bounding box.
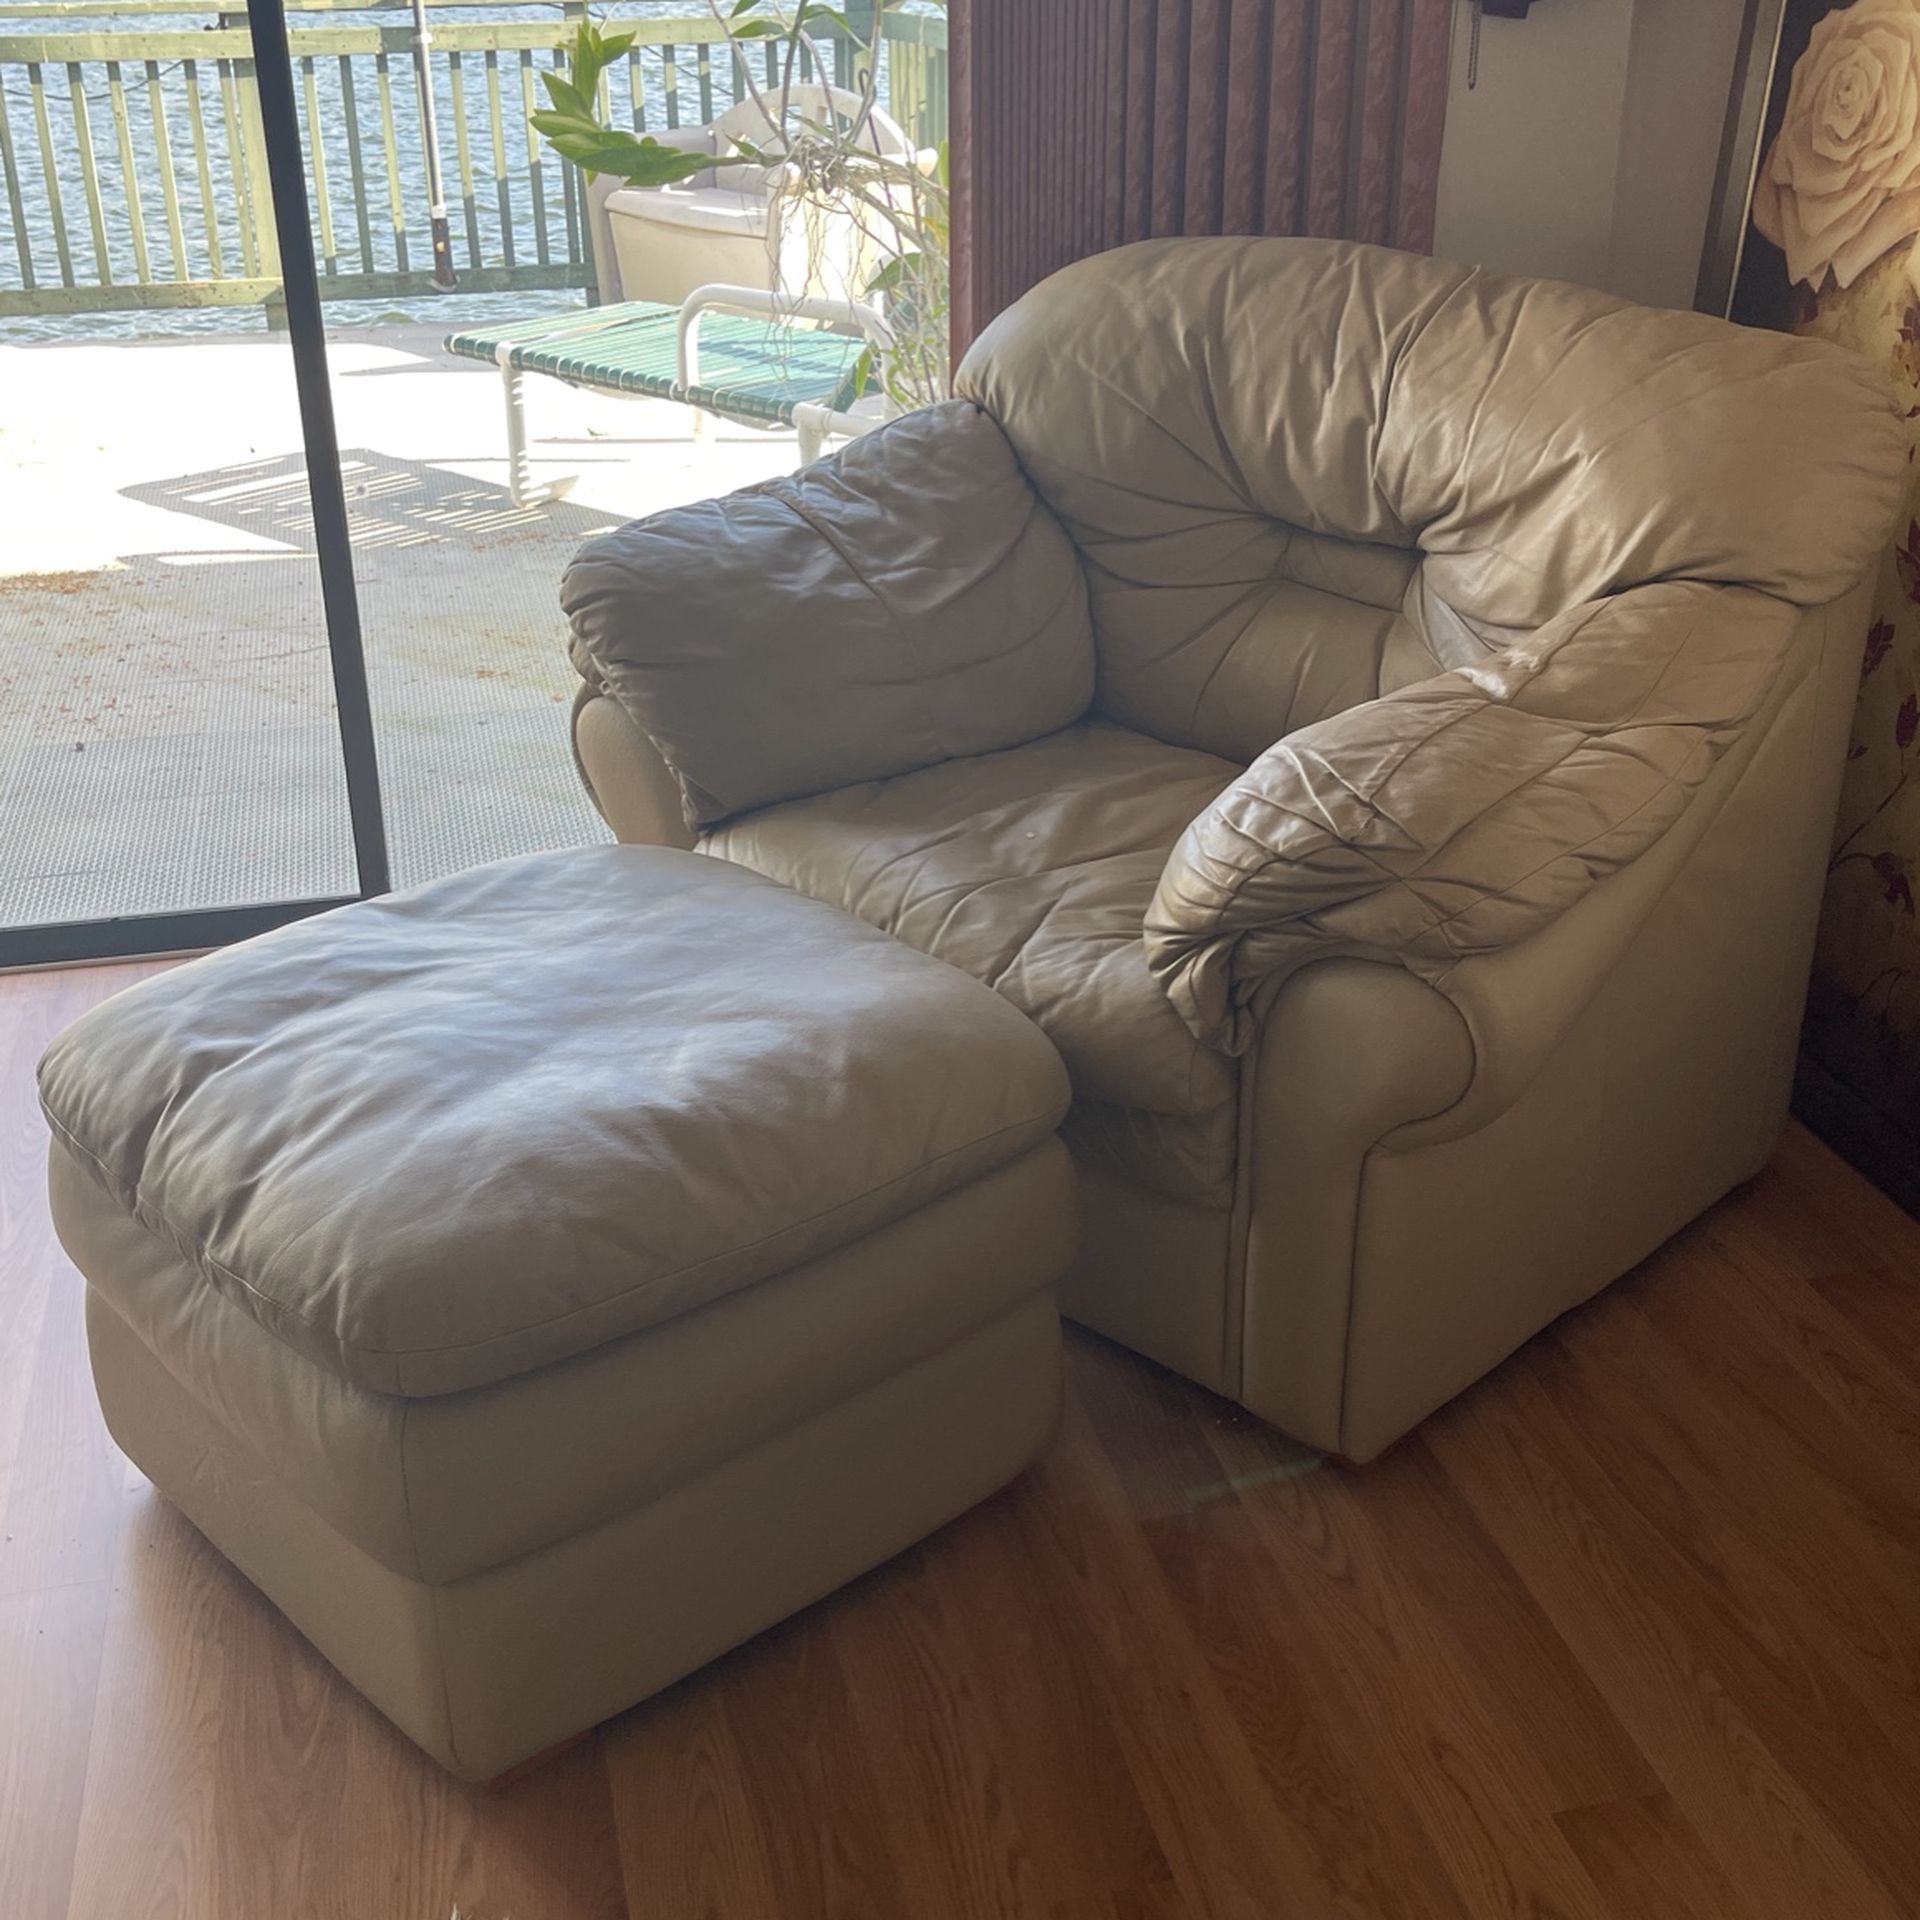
[714,84,916,164]
[563,399,1094,829]
[955,236,1902,761]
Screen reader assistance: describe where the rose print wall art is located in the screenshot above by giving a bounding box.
[1718,0,1920,1203]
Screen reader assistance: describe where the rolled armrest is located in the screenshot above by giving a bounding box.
[570,683,696,850]
[1146,581,1803,1053]
[561,398,1093,832]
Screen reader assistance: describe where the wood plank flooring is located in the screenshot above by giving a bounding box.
[3,960,1917,1919]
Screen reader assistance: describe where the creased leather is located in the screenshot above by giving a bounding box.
[703,719,1239,1115]
[561,397,1094,829]
[39,847,1069,1396]
[1149,581,1807,1048]
[955,238,1906,1052]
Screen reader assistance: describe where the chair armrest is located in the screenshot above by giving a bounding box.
[641,125,721,160]
[675,282,896,388]
[1146,580,1803,1053]
[561,399,1094,832]
[569,683,696,850]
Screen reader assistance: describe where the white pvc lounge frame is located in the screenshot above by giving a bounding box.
[490,282,897,507]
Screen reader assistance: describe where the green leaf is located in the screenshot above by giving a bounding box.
[539,71,593,118]
[566,27,601,90]
[567,17,632,98]
[619,134,718,174]
[532,119,717,186]
[529,105,606,139]
[541,134,634,177]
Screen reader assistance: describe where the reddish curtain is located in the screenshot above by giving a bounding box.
[949,0,1454,357]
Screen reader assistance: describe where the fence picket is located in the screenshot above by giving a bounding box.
[299,54,335,273]
[446,48,479,267]
[516,48,547,267]
[106,61,150,282]
[373,48,408,273]
[144,58,187,279]
[28,63,74,286]
[237,60,280,273]
[553,51,581,275]
[182,57,223,278]
[336,51,373,269]
[65,62,112,283]
[216,57,258,273]
[483,46,511,268]
[0,81,34,289]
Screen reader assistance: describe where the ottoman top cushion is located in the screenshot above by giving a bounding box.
[40,848,1069,1397]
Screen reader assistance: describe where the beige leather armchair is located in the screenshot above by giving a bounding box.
[563,237,1904,1460]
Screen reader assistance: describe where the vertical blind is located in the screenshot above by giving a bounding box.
[951,0,1454,355]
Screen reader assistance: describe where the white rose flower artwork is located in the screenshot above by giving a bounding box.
[1753,0,1920,293]
[1727,0,1920,1219]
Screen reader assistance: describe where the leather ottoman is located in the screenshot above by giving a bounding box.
[39,847,1073,1781]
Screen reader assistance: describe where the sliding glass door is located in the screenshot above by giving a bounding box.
[0,0,951,965]
[0,0,386,968]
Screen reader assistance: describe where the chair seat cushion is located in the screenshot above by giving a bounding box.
[38,847,1069,1398]
[703,720,1241,1117]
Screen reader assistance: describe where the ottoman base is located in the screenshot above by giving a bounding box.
[87,1287,1060,1781]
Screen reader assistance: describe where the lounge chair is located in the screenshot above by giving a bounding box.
[445,284,894,508]
[589,84,920,310]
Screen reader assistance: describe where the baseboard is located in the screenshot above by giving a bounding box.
[1792,1050,1920,1221]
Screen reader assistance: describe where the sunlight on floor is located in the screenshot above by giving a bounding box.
[0,322,797,925]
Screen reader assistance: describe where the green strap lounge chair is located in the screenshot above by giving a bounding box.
[446,285,893,508]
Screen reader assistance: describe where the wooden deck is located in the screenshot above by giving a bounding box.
[4,958,1918,1919]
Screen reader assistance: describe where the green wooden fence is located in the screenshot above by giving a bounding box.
[0,2,947,319]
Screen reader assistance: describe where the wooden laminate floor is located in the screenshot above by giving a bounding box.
[4,961,1918,1920]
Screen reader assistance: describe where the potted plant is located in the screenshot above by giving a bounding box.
[532,0,949,411]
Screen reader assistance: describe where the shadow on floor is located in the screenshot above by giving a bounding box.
[121,448,626,556]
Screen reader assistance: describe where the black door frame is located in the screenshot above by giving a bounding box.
[0,0,390,972]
